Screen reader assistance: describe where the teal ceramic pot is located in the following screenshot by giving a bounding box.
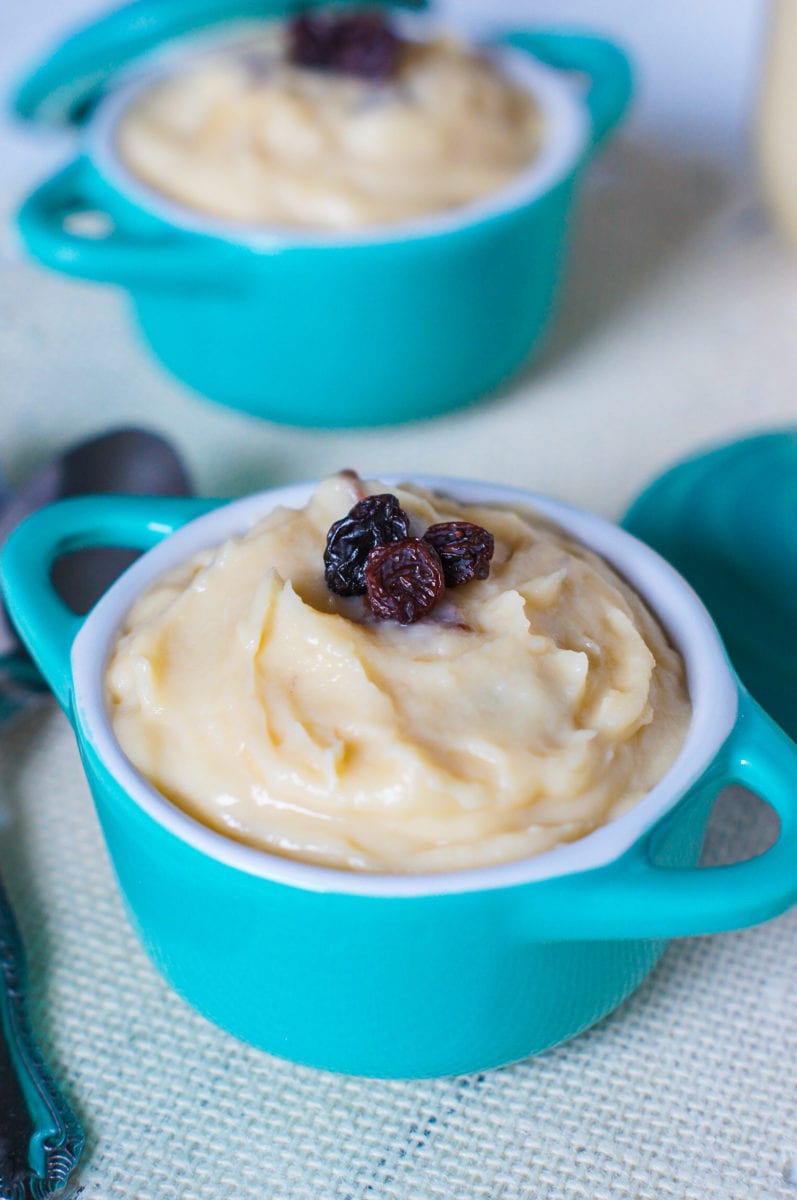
[623,430,797,743]
[15,4,632,426]
[3,480,796,1078]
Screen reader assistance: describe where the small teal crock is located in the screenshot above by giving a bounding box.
[14,0,632,426]
[623,430,797,744]
[3,479,796,1078]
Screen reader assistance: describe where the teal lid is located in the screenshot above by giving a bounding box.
[14,0,425,127]
[623,430,797,740]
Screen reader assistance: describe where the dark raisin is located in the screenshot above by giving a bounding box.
[288,12,335,70]
[332,13,400,79]
[324,493,410,596]
[423,521,494,587]
[365,538,444,624]
[288,10,400,80]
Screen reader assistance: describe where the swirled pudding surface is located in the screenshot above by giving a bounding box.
[106,475,691,873]
[116,21,542,229]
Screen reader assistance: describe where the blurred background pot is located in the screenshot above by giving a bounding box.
[14,1,632,426]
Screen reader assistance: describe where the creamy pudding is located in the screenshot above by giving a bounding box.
[116,15,542,229]
[106,475,691,874]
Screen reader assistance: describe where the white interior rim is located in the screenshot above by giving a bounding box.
[85,14,590,249]
[71,477,738,898]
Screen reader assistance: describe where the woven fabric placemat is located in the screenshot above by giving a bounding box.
[0,702,794,1200]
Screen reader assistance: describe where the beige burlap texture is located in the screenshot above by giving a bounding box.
[0,701,794,1200]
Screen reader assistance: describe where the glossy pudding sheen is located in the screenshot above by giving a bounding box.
[105,476,691,874]
[115,24,542,229]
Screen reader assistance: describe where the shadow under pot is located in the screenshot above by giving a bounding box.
[2,478,796,1078]
[15,3,632,426]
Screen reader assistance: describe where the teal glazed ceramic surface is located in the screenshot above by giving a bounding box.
[15,0,632,426]
[623,430,797,743]
[3,480,797,1078]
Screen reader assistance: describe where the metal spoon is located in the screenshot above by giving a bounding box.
[0,428,193,1199]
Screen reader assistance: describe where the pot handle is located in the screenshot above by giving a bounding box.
[500,30,632,154]
[17,158,242,290]
[517,690,797,941]
[0,494,218,715]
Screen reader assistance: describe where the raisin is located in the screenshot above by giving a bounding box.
[365,538,444,624]
[333,13,400,79]
[288,11,400,81]
[288,13,333,70]
[423,521,494,588]
[324,493,410,596]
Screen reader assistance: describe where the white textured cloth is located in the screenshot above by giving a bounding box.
[0,705,794,1200]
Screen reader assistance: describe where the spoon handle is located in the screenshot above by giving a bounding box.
[0,872,83,1199]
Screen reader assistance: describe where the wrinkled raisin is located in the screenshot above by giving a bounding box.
[288,11,400,80]
[423,521,494,587]
[324,493,410,596]
[288,13,333,70]
[365,538,444,624]
[333,13,400,79]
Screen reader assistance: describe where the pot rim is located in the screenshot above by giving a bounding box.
[83,13,590,249]
[71,476,737,897]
